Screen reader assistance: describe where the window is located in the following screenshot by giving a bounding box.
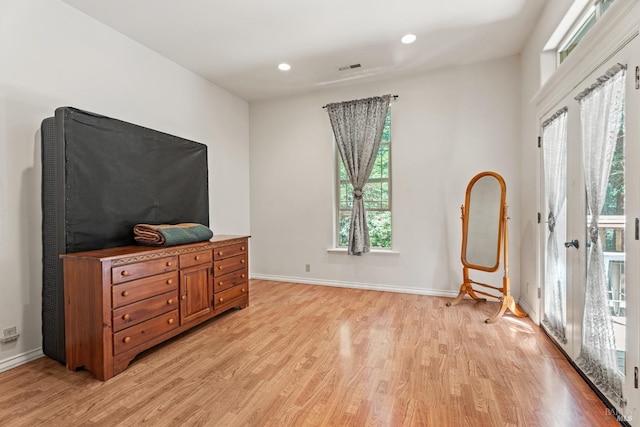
[336,109,392,248]
[558,9,595,63]
[558,0,616,64]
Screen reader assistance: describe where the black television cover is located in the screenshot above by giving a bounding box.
[42,107,209,363]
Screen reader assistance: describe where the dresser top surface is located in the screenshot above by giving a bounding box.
[60,235,250,261]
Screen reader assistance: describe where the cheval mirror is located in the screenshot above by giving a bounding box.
[446,171,527,323]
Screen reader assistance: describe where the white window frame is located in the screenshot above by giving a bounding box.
[557,0,616,65]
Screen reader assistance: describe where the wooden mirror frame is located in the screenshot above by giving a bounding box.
[460,171,506,272]
[447,171,527,323]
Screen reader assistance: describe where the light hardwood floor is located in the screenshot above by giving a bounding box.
[0,280,620,426]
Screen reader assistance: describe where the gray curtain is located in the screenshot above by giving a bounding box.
[327,94,391,255]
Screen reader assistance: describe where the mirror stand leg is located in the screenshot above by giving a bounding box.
[485,297,509,324]
[446,284,468,307]
[485,295,527,323]
[447,269,487,307]
[506,296,527,318]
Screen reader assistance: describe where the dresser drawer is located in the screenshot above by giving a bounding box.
[113,310,179,355]
[112,271,178,308]
[213,241,247,260]
[179,249,212,269]
[112,290,178,332]
[112,256,178,284]
[214,254,247,275]
[214,283,248,307]
[214,268,248,293]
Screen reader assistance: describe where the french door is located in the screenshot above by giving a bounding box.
[541,38,640,422]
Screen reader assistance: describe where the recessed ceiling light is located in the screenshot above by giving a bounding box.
[401,34,416,44]
[278,63,291,71]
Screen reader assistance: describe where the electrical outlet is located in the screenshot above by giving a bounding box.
[1,326,19,343]
[305,264,311,272]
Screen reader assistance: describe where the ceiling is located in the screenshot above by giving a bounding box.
[60,0,548,102]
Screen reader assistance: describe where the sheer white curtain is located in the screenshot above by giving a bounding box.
[576,64,625,402]
[542,108,568,343]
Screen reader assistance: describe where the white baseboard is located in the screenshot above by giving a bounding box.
[0,348,44,374]
[517,299,540,325]
[251,274,459,298]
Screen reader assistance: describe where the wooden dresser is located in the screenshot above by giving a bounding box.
[61,235,249,380]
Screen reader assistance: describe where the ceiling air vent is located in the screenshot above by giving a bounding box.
[338,63,362,71]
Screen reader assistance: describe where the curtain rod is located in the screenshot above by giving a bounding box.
[322,95,399,109]
[575,63,626,102]
[541,106,568,129]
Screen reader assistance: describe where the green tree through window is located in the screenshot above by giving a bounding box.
[337,110,392,248]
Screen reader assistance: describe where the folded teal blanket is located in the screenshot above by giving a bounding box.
[133,223,213,247]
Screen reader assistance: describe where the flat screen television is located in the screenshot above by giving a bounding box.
[41,107,209,364]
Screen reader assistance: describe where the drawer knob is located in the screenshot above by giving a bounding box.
[121,270,129,277]
[168,318,175,325]
[167,279,173,285]
[218,266,223,270]
[181,295,186,300]
[241,259,246,264]
[195,255,201,260]
[241,274,246,279]
[166,261,173,267]
[167,299,173,305]
[219,297,224,303]
[218,251,223,256]
[122,314,130,321]
[122,291,129,297]
[241,288,246,293]
[241,246,245,251]
[123,337,131,344]
[218,281,224,287]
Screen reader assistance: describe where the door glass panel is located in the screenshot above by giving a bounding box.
[600,123,625,375]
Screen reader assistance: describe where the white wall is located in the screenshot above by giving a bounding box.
[518,0,574,323]
[0,0,250,370]
[250,56,521,296]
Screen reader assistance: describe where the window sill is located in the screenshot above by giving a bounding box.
[326,248,400,255]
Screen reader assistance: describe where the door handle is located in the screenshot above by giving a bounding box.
[564,239,580,249]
